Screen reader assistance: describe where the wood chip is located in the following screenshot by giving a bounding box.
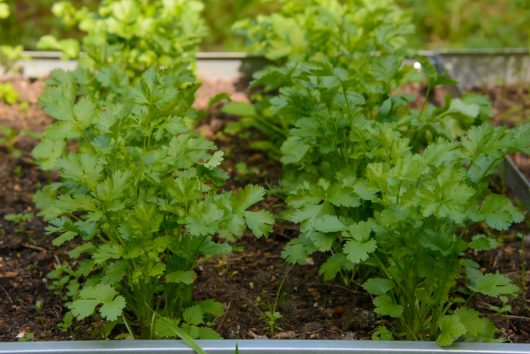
[0,271,17,279]
[273,330,296,339]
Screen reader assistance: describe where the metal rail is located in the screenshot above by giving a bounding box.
[7,51,267,81]
[1,340,530,354]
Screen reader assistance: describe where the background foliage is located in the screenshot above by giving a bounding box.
[0,0,528,50]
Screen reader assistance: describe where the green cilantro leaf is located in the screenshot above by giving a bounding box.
[313,215,345,233]
[233,185,266,211]
[318,253,349,281]
[282,237,312,265]
[69,284,126,321]
[343,239,377,264]
[92,244,123,264]
[468,234,498,252]
[182,305,204,326]
[244,210,274,237]
[437,314,467,346]
[373,295,403,318]
[453,307,496,342]
[197,299,224,317]
[476,195,524,231]
[468,272,519,298]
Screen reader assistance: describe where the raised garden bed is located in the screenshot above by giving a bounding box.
[1,51,529,353]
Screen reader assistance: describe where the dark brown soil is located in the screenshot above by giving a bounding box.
[0,77,84,340]
[0,76,528,342]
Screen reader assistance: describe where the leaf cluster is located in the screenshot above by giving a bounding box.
[229,0,417,156]
[37,0,207,77]
[34,65,273,339]
[0,0,24,73]
[238,0,530,345]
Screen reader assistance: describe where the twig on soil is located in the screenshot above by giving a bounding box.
[215,301,231,333]
[247,330,268,339]
[21,243,47,252]
[0,283,13,303]
[489,313,530,321]
[492,248,503,269]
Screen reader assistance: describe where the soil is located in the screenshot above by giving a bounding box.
[0,76,529,342]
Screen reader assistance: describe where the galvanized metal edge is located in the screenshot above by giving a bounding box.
[10,52,262,81]
[434,48,529,56]
[501,157,530,209]
[20,48,530,59]
[12,50,530,84]
[20,51,262,60]
[1,340,530,354]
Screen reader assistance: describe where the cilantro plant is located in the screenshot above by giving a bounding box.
[33,66,274,339]
[236,0,530,345]
[228,0,415,156]
[276,64,530,343]
[38,0,207,77]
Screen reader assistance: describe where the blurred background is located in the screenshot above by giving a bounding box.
[0,0,529,51]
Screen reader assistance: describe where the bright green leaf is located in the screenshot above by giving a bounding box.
[373,295,403,318]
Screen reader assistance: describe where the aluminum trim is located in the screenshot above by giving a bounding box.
[19,49,530,60]
[20,51,262,61]
[1,340,530,354]
[10,52,268,80]
[502,157,530,209]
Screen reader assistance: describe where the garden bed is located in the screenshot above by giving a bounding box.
[1,61,529,343]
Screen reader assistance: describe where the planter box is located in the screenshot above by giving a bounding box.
[10,51,266,82]
[1,51,529,353]
[437,48,530,90]
[1,340,530,354]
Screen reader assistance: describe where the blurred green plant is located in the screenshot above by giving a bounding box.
[397,0,530,49]
[0,124,40,158]
[36,0,207,77]
[0,0,93,49]
[0,81,19,104]
[0,0,9,19]
[0,0,24,107]
[4,212,34,233]
[202,0,277,50]
[1,0,528,50]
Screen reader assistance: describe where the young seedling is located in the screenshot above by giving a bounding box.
[253,266,291,336]
[4,212,34,233]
